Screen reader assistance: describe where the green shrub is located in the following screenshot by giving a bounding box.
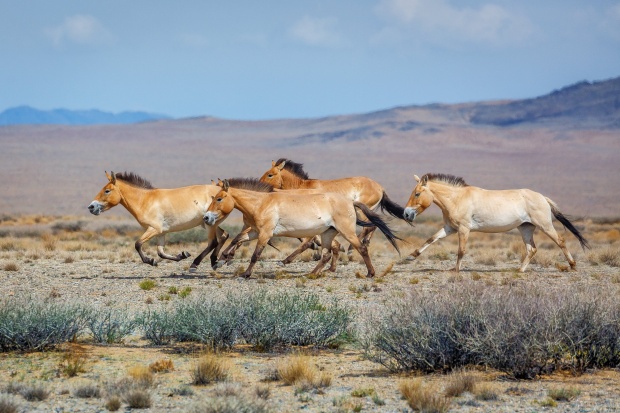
[0,297,88,351]
[85,307,136,344]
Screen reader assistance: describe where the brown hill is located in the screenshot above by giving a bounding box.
[1,78,619,218]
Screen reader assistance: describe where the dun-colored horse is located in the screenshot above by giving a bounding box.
[88,171,228,270]
[403,173,589,272]
[251,158,406,259]
[203,178,400,278]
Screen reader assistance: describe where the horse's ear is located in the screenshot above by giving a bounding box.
[421,175,428,186]
[276,160,286,170]
[271,160,276,167]
[110,171,117,185]
[217,178,223,187]
[222,179,230,192]
[211,180,216,185]
[414,175,420,182]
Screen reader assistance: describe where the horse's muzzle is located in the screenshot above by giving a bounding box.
[88,201,103,216]
[203,212,218,226]
[403,207,417,222]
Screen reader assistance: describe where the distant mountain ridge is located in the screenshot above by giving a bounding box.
[467,76,620,128]
[0,106,170,126]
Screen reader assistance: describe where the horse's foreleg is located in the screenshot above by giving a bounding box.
[517,223,537,272]
[219,226,252,263]
[156,234,192,262]
[408,225,456,261]
[188,227,228,272]
[328,239,341,272]
[135,227,160,266]
[239,234,270,279]
[454,227,470,272]
[339,229,375,278]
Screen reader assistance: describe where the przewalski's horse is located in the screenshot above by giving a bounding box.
[259,158,407,255]
[203,178,401,278]
[403,173,590,272]
[88,171,229,271]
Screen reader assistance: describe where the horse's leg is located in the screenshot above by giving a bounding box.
[311,236,323,261]
[454,227,470,272]
[219,226,252,263]
[537,221,577,269]
[337,227,375,277]
[210,227,230,269]
[135,227,160,266]
[239,232,271,279]
[281,237,315,266]
[156,234,192,262]
[517,223,537,272]
[408,224,457,261]
[327,239,341,272]
[309,229,338,275]
[188,226,229,272]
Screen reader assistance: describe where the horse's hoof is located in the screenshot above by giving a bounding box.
[366,273,375,278]
[148,259,157,266]
[406,255,416,261]
[213,260,225,269]
[277,261,286,267]
[188,266,197,273]
[182,251,191,259]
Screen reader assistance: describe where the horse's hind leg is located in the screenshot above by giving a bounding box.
[517,223,537,272]
[309,229,338,275]
[327,239,341,272]
[156,235,192,262]
[538,221,576,269]
[219,226,252,264]
[281,237,315,266]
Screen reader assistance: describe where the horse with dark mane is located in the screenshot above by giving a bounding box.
[88,171,228,270]
[204,178,401,278]
[403,173,589,272]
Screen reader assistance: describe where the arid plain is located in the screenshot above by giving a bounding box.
[1,81,620,412]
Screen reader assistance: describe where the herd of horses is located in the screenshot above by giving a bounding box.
[88,158,589,278]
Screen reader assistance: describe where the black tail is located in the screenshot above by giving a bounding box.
[354,202,402,254]
[380,191,407,221]
[549,201,590,250]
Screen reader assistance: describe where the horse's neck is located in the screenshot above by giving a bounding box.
[229,188,264,217]
[429,183,461,211]
[281,171,310,189]
[117,182,151,220]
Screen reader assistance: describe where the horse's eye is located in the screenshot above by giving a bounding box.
[105,189,111,195]
[267,174,273,178]
[216,198,222,202]
[415,193,420,198]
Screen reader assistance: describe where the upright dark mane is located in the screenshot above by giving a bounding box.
[275,158,310,180]
[226,177,274,192]
[423,173,468,187]
[115,172,155,189]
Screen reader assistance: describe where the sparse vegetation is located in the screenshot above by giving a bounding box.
[275,353,332,392]
[139,279,156,291]
[399,379,451,413]
[85,306,136,344]
[191,353,230,385]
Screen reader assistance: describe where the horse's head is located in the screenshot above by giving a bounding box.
[403,174,433,222]
[88,171,122,215]
[259,160,286,189]
[204,180,235,226]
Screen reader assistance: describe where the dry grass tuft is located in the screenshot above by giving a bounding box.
[474,382,500,401]
[59,344,89,377]
[547,387,581,402]
[444,370,477,397]
[2,262,18,272]
[0,396,19,413]
[379,262,395,277]
[41,233,57,251]
[399,379,451,413]
[149,358,175,373]
[191,353,230,385]
[276,354,332,391]
[589,246,620,267]
[122,389,152,409]
[127,365,155,388]
[105,396,122,411]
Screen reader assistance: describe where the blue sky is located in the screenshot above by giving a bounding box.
[1,0,619,120]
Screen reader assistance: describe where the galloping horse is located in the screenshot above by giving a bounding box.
[88,171,229,270]
[403,173,590,272]
[257,158,406,256]
[203,178,401,278]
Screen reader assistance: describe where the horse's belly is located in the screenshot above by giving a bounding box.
[470,217,523,232]
[273,218,330,238]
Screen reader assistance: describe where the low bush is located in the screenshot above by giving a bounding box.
[0,297,88,351]
[365,281,620,378]
[85,306,136,344]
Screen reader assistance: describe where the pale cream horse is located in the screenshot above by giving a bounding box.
[203,178,401,278]
[88,171,228,271]
[403,173,589,272]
